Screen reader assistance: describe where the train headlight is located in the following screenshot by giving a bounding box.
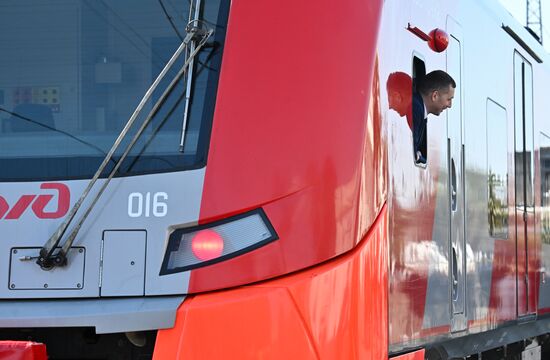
[160,209,278,275]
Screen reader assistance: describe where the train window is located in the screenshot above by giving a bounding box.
[487,99,508,239]
[0,0,230,181]
[541,133,550,244]
[514,53,535,208]
[412,56,427,165]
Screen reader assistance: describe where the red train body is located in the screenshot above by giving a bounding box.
[3,0,550,359]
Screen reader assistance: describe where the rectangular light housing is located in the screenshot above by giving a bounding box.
[160,209,278,275]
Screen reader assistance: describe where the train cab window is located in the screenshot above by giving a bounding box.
[487,99,508,239]
[412,56,427,166]
[0,0,230,181]
[541,133,550,244]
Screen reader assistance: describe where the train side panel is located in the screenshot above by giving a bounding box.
[381,0,451,347]
[385,0,550,354]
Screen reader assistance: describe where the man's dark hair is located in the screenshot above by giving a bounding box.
[417,70,456,96]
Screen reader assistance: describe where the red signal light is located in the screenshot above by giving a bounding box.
[428,28,449,53]
[161,209,278,274]
[191,229,224,261]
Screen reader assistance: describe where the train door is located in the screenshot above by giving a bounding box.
[446,17,467,332]
[513,51,536,317]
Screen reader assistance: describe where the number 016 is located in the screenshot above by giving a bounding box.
[128,192,168,217]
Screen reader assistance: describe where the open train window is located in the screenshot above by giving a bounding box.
[412,55,427,166]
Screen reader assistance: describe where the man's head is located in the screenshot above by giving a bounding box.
[417,70,456,116]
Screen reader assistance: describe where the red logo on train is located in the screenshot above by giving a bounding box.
[0,183,70,220]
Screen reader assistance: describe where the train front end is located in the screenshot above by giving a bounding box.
[0,1,387,358]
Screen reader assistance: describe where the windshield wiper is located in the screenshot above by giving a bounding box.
[180,0,203,152]
[35,22,213,270]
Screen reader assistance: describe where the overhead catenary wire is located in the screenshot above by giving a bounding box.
[526,0,543,43]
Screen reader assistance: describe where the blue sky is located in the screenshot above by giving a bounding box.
[498,0,550,51]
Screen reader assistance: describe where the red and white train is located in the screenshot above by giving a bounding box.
[1,0,550,359]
